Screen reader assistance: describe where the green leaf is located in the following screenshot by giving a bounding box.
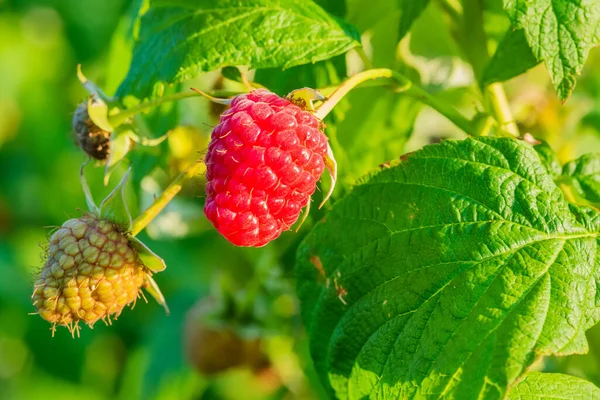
[503,0,600,101]
[296,137,600,399]
[398,0,430,40]
[507,372,600,399]
[563,153,600,204]
[99,169,133,231]
[483,29,539,86]
[117,0,361,99]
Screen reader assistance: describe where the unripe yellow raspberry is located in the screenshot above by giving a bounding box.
[32,213,153,335]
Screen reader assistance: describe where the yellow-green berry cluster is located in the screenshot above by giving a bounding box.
[32,214,149,335]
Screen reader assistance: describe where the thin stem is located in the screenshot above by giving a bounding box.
[404,82,477,135]
[485,83,520,137]
[315,68,477,136]
[108,89,244,127]
[130,160,205,236]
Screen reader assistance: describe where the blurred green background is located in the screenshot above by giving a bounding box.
[3,0,600,399]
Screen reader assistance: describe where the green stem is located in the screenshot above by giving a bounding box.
[108,89,244,127]
[130,160,205,236]
[314,68,477,136]
[485,83,520,137]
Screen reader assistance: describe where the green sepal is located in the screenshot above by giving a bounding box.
[320,142,337,209]
[99,168,133,232]
[129,235,167,272]
[86,96,114,132]
[143,274,170,315]
[104,129,133,185]
[80,160,100,215]
[77,64,115,106]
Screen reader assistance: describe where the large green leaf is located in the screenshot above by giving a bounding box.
[507,372,600,399]
[117,0,361,99]
[503,0,600,101]
[296,137,600,399]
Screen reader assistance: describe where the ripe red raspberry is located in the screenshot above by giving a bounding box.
[204,89,328,247]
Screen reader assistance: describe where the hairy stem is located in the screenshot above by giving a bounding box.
[108,90,244,127]
[130,160,205,236]
[315,68,477,135]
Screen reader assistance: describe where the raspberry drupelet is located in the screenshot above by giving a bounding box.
[204,89,329,247]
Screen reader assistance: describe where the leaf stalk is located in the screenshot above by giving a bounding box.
[314,68,478,136]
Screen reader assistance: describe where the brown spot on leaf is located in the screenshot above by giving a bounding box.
[310,255,326,279]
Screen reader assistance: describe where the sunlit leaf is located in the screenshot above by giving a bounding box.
[507,372,600,399]
[117,0,361,99]
[297,137,600,398]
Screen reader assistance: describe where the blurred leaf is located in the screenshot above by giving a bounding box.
[504,0,600,101]
[482,29,539,86]
[507,372,600,398]
[117,0,361,99]
[104,0,147,95]
[314,0,346,17]
[334,89,422,185]
[346,0,397,32]
[397,0,430,40]
[297,137,600,398]
[221,67,246,85]
[562,153,600,204]
[255,57,344,96]
[141,294,198,399]
[409,2,461,59]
